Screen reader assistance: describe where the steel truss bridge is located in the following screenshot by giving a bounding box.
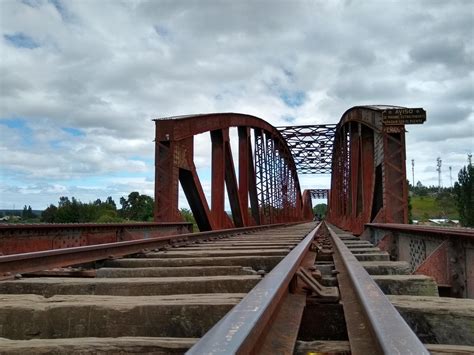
[153,105,424,235]
[1,104,473,354]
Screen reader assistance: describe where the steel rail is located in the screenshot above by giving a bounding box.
[327,223,429,355]
[0,223,290,279]
[187,223,321,354]
[366,223,474,239]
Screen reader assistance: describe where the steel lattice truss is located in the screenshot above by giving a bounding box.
[308,189,329,199]
[277,125,337,174]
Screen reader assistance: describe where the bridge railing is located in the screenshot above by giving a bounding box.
[362,223,474,298]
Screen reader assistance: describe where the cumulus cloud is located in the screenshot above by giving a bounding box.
[0,0,472,209]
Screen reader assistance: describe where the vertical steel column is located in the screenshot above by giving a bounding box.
[238,127,250,226]
[383,128,408,224]
[360,125,375,231]
[154,140,180,222]
[211,129,226,229]
[349,123,360,232]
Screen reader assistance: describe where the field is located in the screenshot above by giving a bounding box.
[411,195,459,221]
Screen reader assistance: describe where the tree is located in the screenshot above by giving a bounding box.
[41,204,58,222]
[40,196,121,223]
[20,205,36,219]
[312,204,327,218]
[119,192,154,221]
[454,160,474,227]
[412,181,428,197]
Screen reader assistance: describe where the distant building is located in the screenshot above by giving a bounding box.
[427,219,460,227]
[0,215,21,222]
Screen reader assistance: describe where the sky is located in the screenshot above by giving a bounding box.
[0,0,473,211]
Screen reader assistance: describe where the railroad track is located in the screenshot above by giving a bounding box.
[0,222,473,354]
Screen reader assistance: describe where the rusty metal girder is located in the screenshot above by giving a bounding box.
[154,113,305,231]
[308,189,329,200]
[0,222,192,255]
[277,124,336,174]
[363,223,474,298]
[0,224,286,280]
[326,105,426,235]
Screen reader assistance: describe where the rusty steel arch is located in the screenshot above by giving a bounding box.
[153,113,305,231]
[326,105,426,235]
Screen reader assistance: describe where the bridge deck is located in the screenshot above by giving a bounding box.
[0,222,473,354]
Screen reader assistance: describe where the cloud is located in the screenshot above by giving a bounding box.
[0,0,473,209]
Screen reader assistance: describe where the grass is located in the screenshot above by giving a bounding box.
[411,195,459,221]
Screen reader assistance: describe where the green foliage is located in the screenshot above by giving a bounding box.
[454,162,474,227]
[436,189,457,218]
[312,204,327,218]
[409,181,459,221]
[21,205,36,219]
[41,196,121,223]
[412,181,429,196]
[119,192,154,221]
[411,194,458,220]
[180,208,197,231]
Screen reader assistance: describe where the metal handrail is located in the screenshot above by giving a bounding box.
[0,223,289,278]
[186,223,321,354]
[327,223,429,354]
[365,223,474,239]
[0,221,192,230]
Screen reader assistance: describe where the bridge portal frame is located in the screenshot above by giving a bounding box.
[153,113,304,231]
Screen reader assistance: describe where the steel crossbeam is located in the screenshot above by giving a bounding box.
[277,124,336,174]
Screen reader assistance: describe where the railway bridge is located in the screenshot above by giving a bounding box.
[0,105,473,354]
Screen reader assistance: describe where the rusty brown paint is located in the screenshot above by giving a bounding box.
[326,105,424,235]
[0,224,289,279]
[0,222,192,255]
[154,113,305,231]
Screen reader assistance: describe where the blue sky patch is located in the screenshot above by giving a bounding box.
[62,127,85,137]
[4,32,39,49]
[0,118,33,147]
[279,90,306,107]
[282,115,296,123]
[0,118,29,130]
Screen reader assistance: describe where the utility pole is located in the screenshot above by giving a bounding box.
[449,166,453,187]
[436,157,442,192]
[411,159,415,186]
